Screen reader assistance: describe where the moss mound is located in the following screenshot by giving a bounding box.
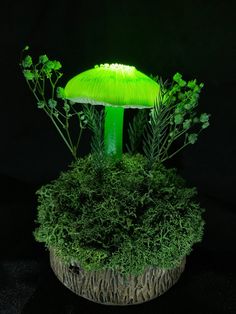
[34,153,204,275]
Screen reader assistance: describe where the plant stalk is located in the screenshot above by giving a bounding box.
[104,106,124,160]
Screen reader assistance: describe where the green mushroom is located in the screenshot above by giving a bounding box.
[64,63,160,160]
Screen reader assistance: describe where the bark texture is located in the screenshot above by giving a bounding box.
[50,249,186,305]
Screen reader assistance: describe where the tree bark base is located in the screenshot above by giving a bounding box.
[49,249,186,305]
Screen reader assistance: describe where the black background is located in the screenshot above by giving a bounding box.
[0,0,236,313]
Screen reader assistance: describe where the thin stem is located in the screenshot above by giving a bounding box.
[65,113,75,152]
[33,66,44,95]
[161,142,190,163]
[49,72,62,99]
[26,75,76,158]
[52,110,67,128]
[75,125,83,153]
[161,127,191,160]
[161,128,203,163]
[43,107,76,158]
[157,126,170,159]
[25,79,40,102]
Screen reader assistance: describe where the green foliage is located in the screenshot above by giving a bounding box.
[126,109,149,155]
[21,47,210,165]
[82,104,105,168]
[21,48,209,276]
[188,133,198,144]
[143,88,171,168]
[20,47,87,159]
[34,153,205,275]
[142,73,210,167]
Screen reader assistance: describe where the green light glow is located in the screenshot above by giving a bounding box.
[64,63,160,160]
[65,63,159,108]
[104,106,124,159]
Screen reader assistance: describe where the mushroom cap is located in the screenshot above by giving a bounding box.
[64,63,160,108]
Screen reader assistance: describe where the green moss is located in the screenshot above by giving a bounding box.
[34,153,204,275]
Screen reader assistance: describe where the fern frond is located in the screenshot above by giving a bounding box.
[126,109,149,155]
[143,79,174,168]
[82,104,105,162]
[142,73,208,167]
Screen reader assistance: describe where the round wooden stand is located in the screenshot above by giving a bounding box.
[50,249,186,305]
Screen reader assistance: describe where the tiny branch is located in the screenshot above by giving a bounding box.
[142,73,209,167]
[20,48,85,160]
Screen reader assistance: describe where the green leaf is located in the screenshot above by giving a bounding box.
[187,80,196,89]
[63,102,70,112]
[175,106,183,114]
[183,119,191,130]
[53,61,62,70]
[39,55,49,64]
[23,69,34,80]
[48,99,57,109]
[177,92,185,101]
[184,102,193,110]
[173,72,182,82]
[173,72,186,87]
[202,122,210,129]
[200,113,209,123]
[188,133,198,144]
[22,55,33,68]
[37,101,45,109]
[57,87,66,99]
[174,114,183,125]
[44,60,55,71]
[43,60,62,77]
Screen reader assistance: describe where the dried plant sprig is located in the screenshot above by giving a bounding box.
[143,73,210,168]
[20,46,86,159]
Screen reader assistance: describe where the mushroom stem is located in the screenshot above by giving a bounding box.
[104,106,124,160]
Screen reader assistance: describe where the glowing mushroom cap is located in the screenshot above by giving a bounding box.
[64,63,160,108]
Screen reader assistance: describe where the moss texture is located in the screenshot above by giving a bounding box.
[34,153,204,275]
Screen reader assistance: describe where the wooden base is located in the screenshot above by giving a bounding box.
[50,249,186,305]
